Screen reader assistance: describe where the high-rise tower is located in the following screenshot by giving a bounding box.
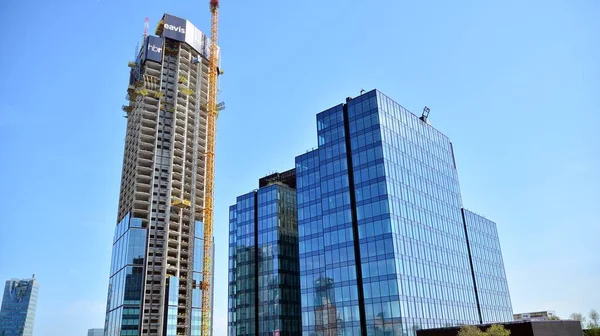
[104,14,215,336]
[0,276,39,336]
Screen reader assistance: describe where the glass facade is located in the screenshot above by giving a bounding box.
[165,276,179,336]
[104,213,146,336]
[296,104,363,336]
[297,90,512,336]
[0,277,39,336]
[462,210,513,323]
[228,173,301,336]
[103,214,214,336]
[229,193,257,336]
[375,90,480,332]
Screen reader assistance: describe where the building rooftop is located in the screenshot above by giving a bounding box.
[258,169,296,189]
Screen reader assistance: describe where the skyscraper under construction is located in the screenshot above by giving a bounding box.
[104,13,216,336]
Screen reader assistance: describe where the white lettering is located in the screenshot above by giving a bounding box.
[148,44,162,53]
[164,23,186,34]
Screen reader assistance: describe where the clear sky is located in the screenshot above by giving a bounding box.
[0,0,598,335]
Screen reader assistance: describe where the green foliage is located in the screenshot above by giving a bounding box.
[548,315,560,320]
[458,325,484,336]
[486,324,511,336]
[458,325,510,336]
[571,313,586,322]
[571,310,600,336]
[584,328,600,336]
[590,309,600,328]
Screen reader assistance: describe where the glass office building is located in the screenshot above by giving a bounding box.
[462,209,512,324]
[296,90,512,335]
[228,170,302,336]
[89,328,105,336]
[0,276,39,336]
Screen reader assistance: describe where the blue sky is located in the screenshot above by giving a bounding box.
[0,0,598,334]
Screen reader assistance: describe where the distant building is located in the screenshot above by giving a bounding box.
[0,275,40,336]
[228,170,302,336]
[417,320,582,336]
[514,311,557,321]
[87,328,104,336]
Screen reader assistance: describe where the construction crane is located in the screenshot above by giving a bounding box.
[200,0,220,335]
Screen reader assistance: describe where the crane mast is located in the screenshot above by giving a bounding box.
[201,0,220,335]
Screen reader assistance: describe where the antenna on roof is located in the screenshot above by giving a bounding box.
[134,17,149,59]
[420,106,431,123]
[144,16,149,38]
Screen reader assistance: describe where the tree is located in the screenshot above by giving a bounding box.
[458,325,510,336]
[458,325,484,336]
[578,309,600,336]
[548,315,560,320]
[571,312,587,329]
[585,328,600,336]
[486,325,511,336]
[571,313,586,323]
[590,309,600,328]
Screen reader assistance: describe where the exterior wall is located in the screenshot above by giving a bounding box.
[104,214,147,335]
[296,105,362,336]
[228,180,301,336]
[229,193,257,336]
[227,205,238,335]
[105,13,214,336]
[0,277,39,336]
[531,321,583,336]
[297,90,511,335]
[462,209,513,323]
[257,184,301,335]
[375,90,481,331]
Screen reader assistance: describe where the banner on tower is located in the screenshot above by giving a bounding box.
[160,13,216,60]
[144,35,163,64]
[162,14,187,42]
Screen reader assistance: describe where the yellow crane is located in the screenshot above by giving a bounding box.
[201,0,220,335]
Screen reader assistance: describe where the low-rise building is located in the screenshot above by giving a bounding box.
[514,311,557,321]
[417,320,583,336]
